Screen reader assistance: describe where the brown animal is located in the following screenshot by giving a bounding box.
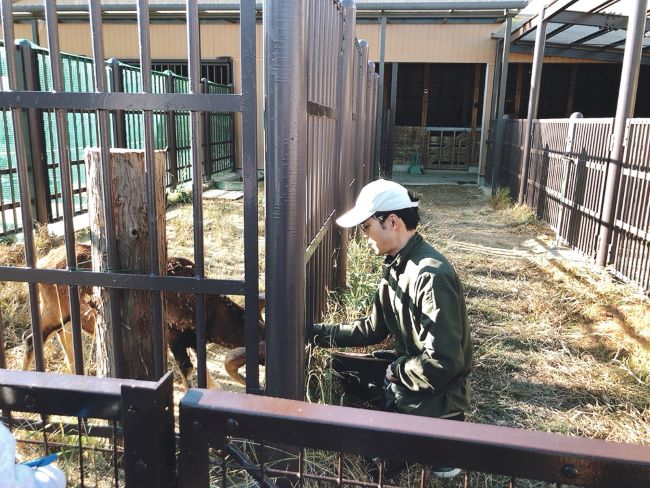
[22,243,265,388]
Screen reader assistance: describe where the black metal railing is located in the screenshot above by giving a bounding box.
[0,369,175,488]
[179,389,650,488]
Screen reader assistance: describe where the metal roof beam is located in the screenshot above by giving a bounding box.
[509,42,650,65]
[9,1,527,14]
[510,0,582,41]
[551,10,650,31]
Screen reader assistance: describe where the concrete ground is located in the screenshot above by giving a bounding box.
[391,169,481,187]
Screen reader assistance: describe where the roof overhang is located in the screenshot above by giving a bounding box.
[494,0,650,64]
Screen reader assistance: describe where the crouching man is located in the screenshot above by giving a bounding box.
[312,179,473,478]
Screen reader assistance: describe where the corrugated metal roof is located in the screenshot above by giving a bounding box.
[498,0,650,62]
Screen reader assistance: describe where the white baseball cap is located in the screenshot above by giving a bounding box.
[336,179,419,228]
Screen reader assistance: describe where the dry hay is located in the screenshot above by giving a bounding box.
[0,184,266,394]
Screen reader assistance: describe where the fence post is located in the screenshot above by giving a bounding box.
[333,0,356,290]
[201,78,212,179]
[17,39,49,225]
[596,0,648,267]
[490,15,511,194]
[385,62,398,178]
[264,0,307,401]
[122,372,176,488]
[555,112,582,242]
[517,5,547,206]
[164,70,178,190]
[108,58,127,148]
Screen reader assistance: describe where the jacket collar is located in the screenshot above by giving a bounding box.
[383,233,422,273]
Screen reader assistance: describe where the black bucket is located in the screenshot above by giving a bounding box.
[330,350,397,406]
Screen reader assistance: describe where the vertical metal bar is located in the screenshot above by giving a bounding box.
[264,0,307,400]
[43,0,85,375]
[596,0,648,267]
[478,63,491,185]
[202,78,212,178]
[241,0,260,393]
[18,40,49,225]
[0,0,44,371]
[89,0,123,378]
[517,6,547,205]
[491,16,512,194]
[183,0,208,388]
[365,61,375,182]
[0,308,5,368]
[165,71,179,189]
[375,16,386,172]
[334,0,355,290]
[137,0,165,380]
[109,58,126,148]
[77,417,86,487]
[357,41,368,187]
[386,62,398,178]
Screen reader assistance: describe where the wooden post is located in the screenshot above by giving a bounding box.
[85,148,167,380]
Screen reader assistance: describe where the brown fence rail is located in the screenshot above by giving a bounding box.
[178,389,650,488]
[0,369,175,488]
[499,117,650,293]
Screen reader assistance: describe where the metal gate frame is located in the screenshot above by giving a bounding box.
[0,0,260,389]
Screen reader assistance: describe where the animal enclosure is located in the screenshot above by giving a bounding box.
[497,116,650,293]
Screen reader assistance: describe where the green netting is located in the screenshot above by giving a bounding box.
[0,43,235,235]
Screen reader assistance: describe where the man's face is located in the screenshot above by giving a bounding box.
[360,215,397,256]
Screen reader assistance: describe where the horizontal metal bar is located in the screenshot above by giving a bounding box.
[508,0,581,41]
[0,266,246,295]
[307,101,337,119]
[552,10,650,32]
[426,126,476,132]
[181,390,650,487]
[5,415,121,440]
[0,370,168,420]
[0,92,243,113]
[508,42,650,64]
[8,1,526,13]
[614,219,649,241]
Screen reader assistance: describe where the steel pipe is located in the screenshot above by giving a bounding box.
[596,0,649,267]
[517,5,547,205]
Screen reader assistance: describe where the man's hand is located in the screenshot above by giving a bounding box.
[385,364,399,383]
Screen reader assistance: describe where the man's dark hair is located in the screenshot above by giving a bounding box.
[374,190,420,230]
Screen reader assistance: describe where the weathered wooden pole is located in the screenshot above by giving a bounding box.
[85,148,167,380]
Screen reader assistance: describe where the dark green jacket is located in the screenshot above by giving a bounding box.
[315,233,472,418]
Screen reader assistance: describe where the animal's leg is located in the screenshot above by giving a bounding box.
[168,328,196,390]
[55,323,76,373]
[224,341,266,385]
[22,325,65,371]
[22,331,35,371]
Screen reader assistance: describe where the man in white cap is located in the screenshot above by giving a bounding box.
[312,179,472,478]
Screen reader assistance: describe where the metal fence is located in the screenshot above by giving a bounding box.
[178,388,650,487]
[0,0,259,391]
[498,116,650,292]
[0,41,235,236]
[305,0,378,327]
[265,0,377,399]
[0,369,175,488]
